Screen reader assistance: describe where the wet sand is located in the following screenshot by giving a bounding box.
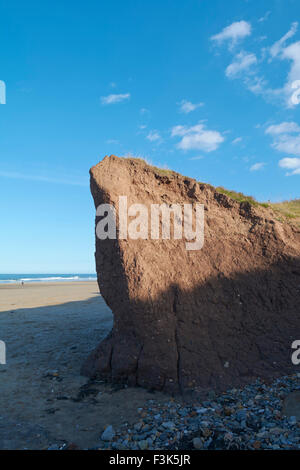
[0,282,168,449]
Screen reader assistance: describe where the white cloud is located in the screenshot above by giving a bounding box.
[178,99,204,114]
[211,22,262,96]
[146,130,161,142]
[210,19,300,109]
[279,157,300,175]
[232,137,243,144]
[171,123,224,152]
[272,134,300,156]
[213,20,300,108]
[101,93,130,105]
[265,122,300,135]
[281,40,300,107]
[245,75,269,95]
[258,11,271,23]
[266,22,300,107]
[250,162,265,171]
[270,22,298,58]
[265,121,300,156]
[226,51,257,78]
[189,156,204,160]
[265,121,300,176]
[211,21,251,49]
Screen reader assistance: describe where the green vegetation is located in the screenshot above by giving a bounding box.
[150,166,175,176]
[216,187,300,226]
[124,156,300,227]
[125,156,176,177]
[216,186,300,226]
[215,186,269,208]
[269,199,300,226]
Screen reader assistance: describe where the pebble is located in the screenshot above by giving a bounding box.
[192,437,203,449]
[162,421,175,430]
[101,425,115,441]
[62,373,300,451]
[196,408,208,414]
[47,444,60,450]
[289,416,297,425]
[138,440,148,450]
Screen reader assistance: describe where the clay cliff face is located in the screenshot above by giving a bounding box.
[82,155,300,393]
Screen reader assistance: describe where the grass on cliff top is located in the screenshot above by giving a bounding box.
[215,186,269,208]
[128,157,177,177]
[216,187,300,226]
[269,199,300,225]
[216,187,300,225]
[125,156,300,226]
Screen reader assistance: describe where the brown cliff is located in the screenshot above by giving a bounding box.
[82,155,300,393]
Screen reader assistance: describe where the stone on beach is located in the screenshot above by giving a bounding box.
[282,391,300,421]
[101,425,115,441]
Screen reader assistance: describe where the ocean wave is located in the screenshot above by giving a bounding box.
[0,276,97,284]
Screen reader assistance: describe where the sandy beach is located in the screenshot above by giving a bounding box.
[0,282,168,449]
[1,282,299,451]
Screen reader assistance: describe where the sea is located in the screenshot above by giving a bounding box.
[0,274,97,284]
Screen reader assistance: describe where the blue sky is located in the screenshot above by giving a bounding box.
[0,0,300,273]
